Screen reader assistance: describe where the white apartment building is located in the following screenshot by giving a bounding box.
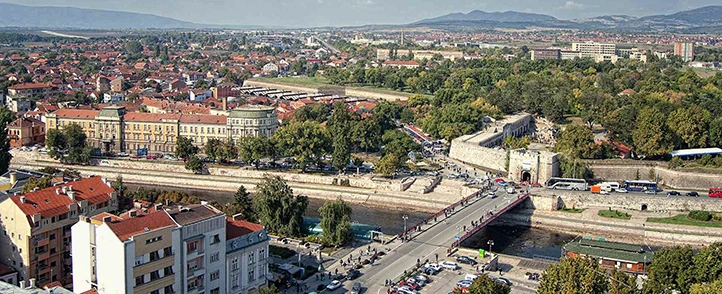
[572,42,617,58]
[225,217,269,294]
[72,208,182,294]
[167,204,227,294]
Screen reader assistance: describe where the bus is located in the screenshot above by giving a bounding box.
[545,177,588,191]
[623,180,659,192]
[710,188,722,198]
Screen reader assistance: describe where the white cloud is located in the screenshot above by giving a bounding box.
[558,1,585,10]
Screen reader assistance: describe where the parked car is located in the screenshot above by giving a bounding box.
[399,281,420,290]
[487,193,497,199]
[413,274,429,284]
[667,191,681,196]
[397,286,419,294]
[326,280,343,291]
[456,256,477,265]
[348,269,361,280]
[423,263,443,274]
[496,277,512,286]
[441,261,460,270]
[456,280,473,288]
[350,282,362,294]
[616,188,628,193]
[407,277,425,287]
[531,183,542,188]
[644,190,657,194]
[686,191,700,197]
[465,274,480,281]
[498,181,508,187]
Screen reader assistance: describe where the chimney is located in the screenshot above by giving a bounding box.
[129,210,137,218]
[201,201,208,205]
[9,172,17,186]
[20,196,26,204]
[68,185,73,191]
[61,186,67,194]
[56,188,60,195]
[177,205,183,211]
[155,204,163,211]
[67,190,75,200]
[102,216,112,223]
[29,278,35,288]
[19,281,25,289]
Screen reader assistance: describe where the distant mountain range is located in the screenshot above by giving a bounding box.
[414,6,722,32]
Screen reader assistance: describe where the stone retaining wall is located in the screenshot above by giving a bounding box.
[529,192,722,212]
[244,80,411,102]
[422,176,443,194]
[449,142,507,172]
[244,80,320,94]
[587,161,722,191]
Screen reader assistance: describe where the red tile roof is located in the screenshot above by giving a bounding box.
[0,263,15,276]
[8,117,44,128]
[51,109,100,119]
[179,114,227,125]
[80,289,99,294]
[10,176,114,221]
[106,210,178,241]
[124,112,181,122]
[226,217,263,239]
[8,83,53,90]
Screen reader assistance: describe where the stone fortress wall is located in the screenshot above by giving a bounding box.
[244,80,411,102]
[587,160,722,191]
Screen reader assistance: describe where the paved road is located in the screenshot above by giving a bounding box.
[334,188,522,293]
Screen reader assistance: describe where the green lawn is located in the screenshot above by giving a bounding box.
[598,209,632,220]
[647,214,722,228]
[560,207,585,213]
[264,76,332,87]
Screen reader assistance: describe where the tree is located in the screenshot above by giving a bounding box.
[257,285,282,294]
[554,125,604,159]
[22,176,52,193]
[666,105,710,148]
[351,117,382,152]
[238,136,272,169]
[0,106,15,174]
[272,121,331,172]
[537,257,608,294]
[233,185,256,221]
[690,279,722,294]
[184,155,204,174]
[175,136,199,159]
[633,106,673,158]
[124,40,143,54]
[253,175,308,237]
[318,197,353,246]
[609,268,638,294]
[643,246,695,294]
[46,124,92,164]
[221,138,238,162]
[504,136,530,150]
[376,153,400,177]
[693,242,722,284]
[328,103,352,173]
[710,118,722,148]
[459,274,511,294]
[112,175,126,198]
[204,139,223,162]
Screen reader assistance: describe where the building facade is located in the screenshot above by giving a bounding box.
[563,239,654,274]
[674,42,695,62]
[46,106,278,154]
[225,217,269,294]
[72,208,182,294]
[167,204,226,294]
[8,117,45,148]
[571,42,617,58]
[531,49,561,60]
[0,177,118,287]
[7,83,57,99]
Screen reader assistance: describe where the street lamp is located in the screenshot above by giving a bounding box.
[402,215,409,241]
[487,240,495,253]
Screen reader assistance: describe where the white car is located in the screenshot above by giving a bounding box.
[326,280,342,291]
[407,277,425,287]
[397,286,419,294]
[487,193,497,199]
[457,280,473,288]
[414,274,429,283]
[616,188,628,193]
[441,261,460,270]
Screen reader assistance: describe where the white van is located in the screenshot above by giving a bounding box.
[601,182,620,192]
[507,187,516,194]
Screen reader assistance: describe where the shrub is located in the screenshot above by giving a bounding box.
[668,157,684,169]
[688,210,713,222]
[699,154,713,166]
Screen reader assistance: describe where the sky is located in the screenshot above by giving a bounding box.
[1,0,721,27]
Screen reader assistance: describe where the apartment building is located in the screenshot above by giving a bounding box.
[7,83,57,99]
[45,105,278,155]
[0,176,118,287]
[8,117,45,148]
[225,217,269,294]
[72,208,182,294]
[571,42,617,58]
[530,49,561,60]
[674,42,695,62]
[167,204,226,294]
[376,49,464,61]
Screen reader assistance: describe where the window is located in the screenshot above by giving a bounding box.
[249,252,255,264]
[187,241,198,253]
[164,285,175,294]
[211,234,220,244]
[150,270,160,281]
[210,270,219,281]
[231,257,239,271]
[260,248,266,259]
[50,248,56,254]
[135,256,145,266]
[146,236,162,244]
[150,290,159,294]
[135,275,144,286]
[164,266,174,276]
[163,246,173,257]
[231,274,239,288]
[210,288,220,294]
[150,251,160,262]
[248,269,255,282]
[210,252,219,263]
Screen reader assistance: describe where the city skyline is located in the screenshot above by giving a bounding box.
[0,0,721,27]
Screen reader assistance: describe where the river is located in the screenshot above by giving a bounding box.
[125,183,428,235]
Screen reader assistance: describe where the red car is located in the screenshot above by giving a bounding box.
[494,178,505,183]
[531,183,542,188]
[398,281,420,290]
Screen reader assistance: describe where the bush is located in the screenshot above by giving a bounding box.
[668,157,684,169]
[688,210,713,222]
[699,154,713,166]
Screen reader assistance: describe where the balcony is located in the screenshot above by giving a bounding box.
[36,238,49,247]
[36,251,50,261]
[133,254,174,273]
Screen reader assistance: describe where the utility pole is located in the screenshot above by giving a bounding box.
[402,215,408,242]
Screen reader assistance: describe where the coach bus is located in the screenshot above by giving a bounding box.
[545,177,588,191]
[623,180,659,192]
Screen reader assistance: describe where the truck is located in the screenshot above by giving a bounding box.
[600,182,620,192]
[591,185,610,195]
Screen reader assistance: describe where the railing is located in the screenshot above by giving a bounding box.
[450,193,529,248]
